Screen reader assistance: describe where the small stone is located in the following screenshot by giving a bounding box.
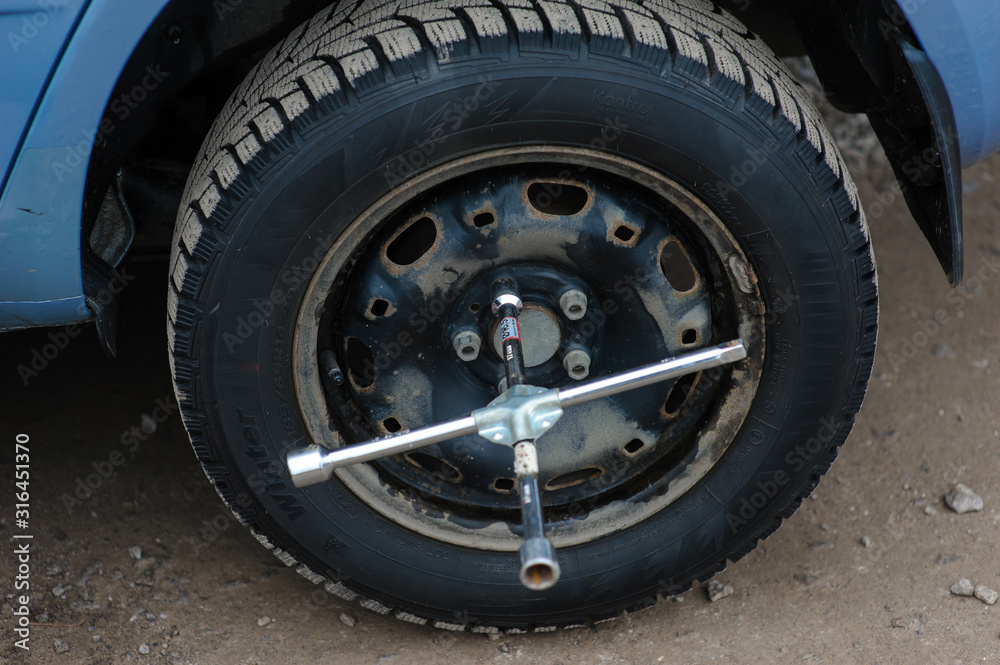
[92,635,101,643]
[924,505,937,516]
[860,536,872,548]
[145,612,156,622]
[931,345,949,357]
[498,643,511,653]
[975,586,998,605]
[706,579,734,602]
[339,613,356,628]
[128,546,143,560]
[138,643,150,655]
[51,583,66,597]
[257,616,272,627]
[54,639,70,655]
[793,574,818,587]
[950,578,975,596]
[944,483,984,514]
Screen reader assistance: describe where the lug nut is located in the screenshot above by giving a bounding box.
[453,330,482,362]
[559,289,587,320]
[563,349,591,380]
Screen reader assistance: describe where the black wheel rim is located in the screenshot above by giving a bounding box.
[294,147,765,550]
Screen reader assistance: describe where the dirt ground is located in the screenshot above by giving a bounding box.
[3,101,1000,665]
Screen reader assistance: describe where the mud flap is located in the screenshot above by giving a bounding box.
[867,30,963,285]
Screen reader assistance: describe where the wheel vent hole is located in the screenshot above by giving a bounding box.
[469,302,481,314]
[386,216,437,266]
[405,452,462,483]
[663,373,699,417]
[527,182,590,216]
[382,417,402,433]
[681,328,698,345]
[623,438,645,455]
[545,466,604,491]
[493,477,516,492]
[473,212,495,227]
[614,225,636,242]
[369,299,390,317]
[660,239,698,292]
[345,337,375,388]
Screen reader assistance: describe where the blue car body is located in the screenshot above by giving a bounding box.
[1,0,999,331]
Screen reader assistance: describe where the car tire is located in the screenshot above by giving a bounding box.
[168,0,877,629]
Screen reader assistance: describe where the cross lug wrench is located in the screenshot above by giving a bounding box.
[286,277,749,590]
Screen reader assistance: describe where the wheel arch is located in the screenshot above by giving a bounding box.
[0,0,329,333]
[725,0,973,285]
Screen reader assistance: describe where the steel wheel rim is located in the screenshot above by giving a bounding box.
[293,147,765,551]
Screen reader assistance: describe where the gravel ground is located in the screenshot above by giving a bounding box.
[3,82,1000,664]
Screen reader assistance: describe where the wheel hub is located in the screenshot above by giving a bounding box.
[490,305,560,368]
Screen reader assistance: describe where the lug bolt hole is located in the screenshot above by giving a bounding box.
[382,417,402,433]
[681,328,698,345]
[369,299,390,317]
[469,302,481,313]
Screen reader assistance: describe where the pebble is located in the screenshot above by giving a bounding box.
[793,574,818,587]
[498,643,511,653]
[924,505,937,516]
[860,536,872,548]
[706,580,734,602]
[975,586,998,605]
[944,483,984,514]
[257,616,272,627]
[931,344,948,357]
[950,578,975,596]
[340,613,357,628]
[128,546,143,560]
[138,643,150,655]
[51,583,66,597]
[53,639,69,655]
[93,635,101,643]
